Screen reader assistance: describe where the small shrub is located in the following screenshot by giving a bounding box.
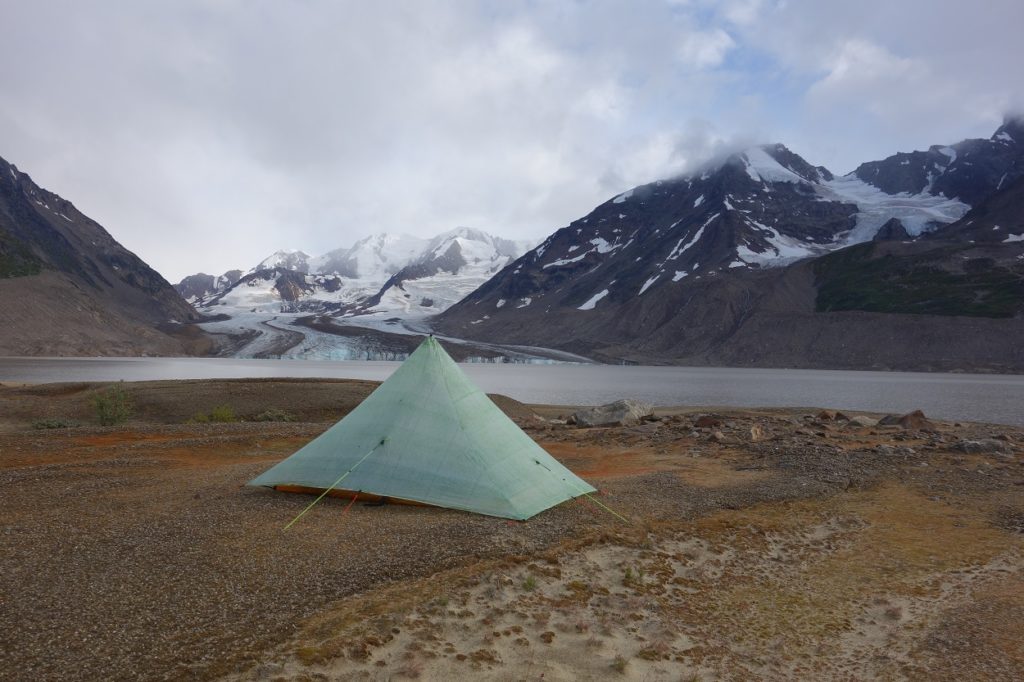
[189,405,237,423]
[522,575,537,592]
[32,417,79,429]
[610,655,628,673]
[250,408,298,422]
[208,404,236,422]
[93,383,132,425]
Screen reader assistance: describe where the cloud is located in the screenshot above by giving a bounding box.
[0,1,1021,280]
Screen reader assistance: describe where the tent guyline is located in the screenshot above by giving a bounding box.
[282,439,386,530]
[532,456,626,524]
[249,335,597,521]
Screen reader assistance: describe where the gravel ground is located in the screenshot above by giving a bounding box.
[1,381,1023,681]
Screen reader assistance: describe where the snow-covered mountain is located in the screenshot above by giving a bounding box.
[435,118,1024,370]
[180,228,534,318]
[252,250,311,273]
[439,141,973,318]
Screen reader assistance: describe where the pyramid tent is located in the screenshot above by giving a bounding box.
[248,336,596,520]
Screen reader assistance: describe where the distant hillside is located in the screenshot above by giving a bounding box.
[0,155,211,356]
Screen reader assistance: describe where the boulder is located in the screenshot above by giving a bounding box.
[878,410,937,431]
[849,416,879,428]
[694,415,722,429]
[572,399,654,427]
[953,439,1014,455]
[749,424,767,442]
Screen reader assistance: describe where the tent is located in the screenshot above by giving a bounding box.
[248,336,596,520]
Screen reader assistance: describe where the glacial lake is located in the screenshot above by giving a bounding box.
[2,357,1023,427]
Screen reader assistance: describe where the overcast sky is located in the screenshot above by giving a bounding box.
[1,0,1022,282]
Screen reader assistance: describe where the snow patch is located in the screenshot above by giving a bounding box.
[612,188,634,204]
[578,289,610,311]
[496,298,506,308]
[672,270,688,282]
[742,146,806,183]
[1004,233,1024,243]
[517,297,532,308]
[638,274,660,295]
[693,195,704,208]
[543,252,588,269]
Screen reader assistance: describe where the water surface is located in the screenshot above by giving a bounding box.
[2,357,1022,426]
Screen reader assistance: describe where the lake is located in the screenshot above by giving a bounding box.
[2,357,1022,426]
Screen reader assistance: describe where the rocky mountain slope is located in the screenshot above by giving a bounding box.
[435,119,1024,371]
[0,155,209,356]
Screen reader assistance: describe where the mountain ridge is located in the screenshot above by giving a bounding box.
[433,120,1024,370]
[0,154,210,356]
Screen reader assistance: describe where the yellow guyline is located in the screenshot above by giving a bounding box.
[283,438,387,530]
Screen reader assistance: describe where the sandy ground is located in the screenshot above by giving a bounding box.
[1,380,1022,681]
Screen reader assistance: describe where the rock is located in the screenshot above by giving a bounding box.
[694,415,722,429]
[710,430,727,443]
[953,439,1014,455]
[572,399,654,427]
[834,412,851,422]
[749,424,767,442]
[849,416,878,428]
[816,410,838,421]
[878,410,937,431]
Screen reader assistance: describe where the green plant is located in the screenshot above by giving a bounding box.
[522,575,537,592]
[190,405,238,423]
[208,404,236,422]
[32,417,79,429]
[93,383,132,425]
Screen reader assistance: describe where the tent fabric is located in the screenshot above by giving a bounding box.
[248,336,596,520]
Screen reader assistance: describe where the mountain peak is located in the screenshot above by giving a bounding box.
[993,114,1024,144]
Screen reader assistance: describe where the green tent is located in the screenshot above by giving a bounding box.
[248,336,596,520]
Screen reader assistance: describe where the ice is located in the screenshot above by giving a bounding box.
[693,194,704,207]
[618,213,626,219]
[638,274,660,295]
[728,260,745,268]
[820,175,969,242]
[612,188,634,204]
[578,289,609,310]
[496,299,506,308]
[517,297,532,308]
[590,237,617,254]
[672,270,688,281]
[1004,233,1024,243]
